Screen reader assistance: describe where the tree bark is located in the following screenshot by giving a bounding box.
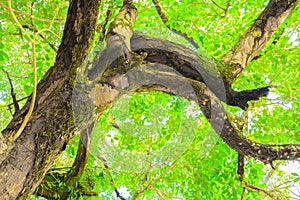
[222,0,299,82]
[0,0,100,198]
[0,0,299,199]
[86,34,300,164]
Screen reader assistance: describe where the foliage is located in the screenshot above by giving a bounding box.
[0,0,299,199]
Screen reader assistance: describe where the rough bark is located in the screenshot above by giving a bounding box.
[0,0,299,199]
[222,0,299,82]
[88,33,269,110]
[0,0,100,198]
[85,34,300,164]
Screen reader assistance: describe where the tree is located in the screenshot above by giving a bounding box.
[0,0,299,199]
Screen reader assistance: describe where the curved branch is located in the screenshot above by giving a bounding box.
[210,0,230,14]
[243,182,279,200]
[108,64,300,163]
[66,123,93,185]
[89,33,269,110]
[222,0,299,82]
[86,34,300,164]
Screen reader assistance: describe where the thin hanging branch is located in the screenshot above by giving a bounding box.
[222,0,299,83]
[210,0,230,13]
[152,0,199,49]
[7,0,61,143]
[99,157,127,200]
[22,25,58,52]
[2,69,20,114]
[7,0,38,143]
[98,6,112,42]
[66,123,93,184]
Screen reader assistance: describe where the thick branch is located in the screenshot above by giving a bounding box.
[98,63,300,163]
[106,0,137,55]
[89,33,269,110]
[222,0,299,82]
[85,34,300,164]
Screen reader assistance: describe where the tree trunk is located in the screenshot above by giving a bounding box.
[0,0,100,198]
[0,0,299,199]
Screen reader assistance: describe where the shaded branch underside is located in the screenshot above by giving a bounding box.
[83,33,300,164]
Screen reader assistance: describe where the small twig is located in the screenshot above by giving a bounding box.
[144,163,178,191]
[81,191,99,196]
[30,0,34,25]
[49,0,64,28]
[22,25,58,52]
[152,0,199,49]
[49,166,72,171]
[0,1,63,23]
[98,7,112,42]
[114,189,127,200]
[152,187,163,199]
[243,182,280,200]
[240,187,245,200]
[132,165,152,200]
[1,69,20,114]
[133,161,179,199]
[99,156,127,200]
[0,96,29,109]
[210,0,231,15]
[272,28,285,45]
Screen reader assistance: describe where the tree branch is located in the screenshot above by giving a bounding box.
[1,69,20,114]
[99,157,127,200]
[97,7,112,42]
[210,0,231,17]
[0,95,29,109]
[0,0,100,198]
[152,0,199,49]
[243,182,279,200]
[106,0,137,56]
[222,0,299,83]
[87,34,300,164]
[210,0,230,13]
[66,122,94,185]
